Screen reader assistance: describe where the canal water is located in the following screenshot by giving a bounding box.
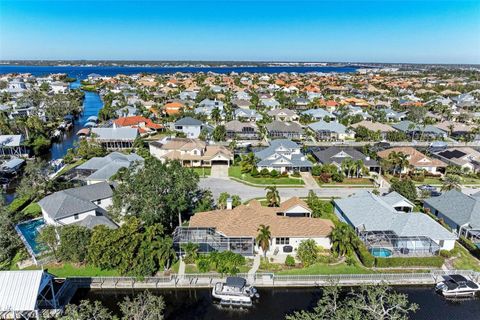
[72,287,480,320]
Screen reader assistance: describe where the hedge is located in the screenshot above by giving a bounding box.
[7,196,31,215]
[459,237,480,260]
[355,242,375,268]
[375,256,444,268]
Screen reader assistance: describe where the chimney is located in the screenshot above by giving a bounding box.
[226,198,233,210]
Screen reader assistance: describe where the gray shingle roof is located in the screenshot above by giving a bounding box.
[265,121,303,133]
[308,121,347,134]
[91,127,138,141]
[38,182,113,220]
[77,152,143,181]
[424,189,480,229]
[175,117,203,126]
[312,147,378,167]
[73,215,118,229]
[392,121,445,136]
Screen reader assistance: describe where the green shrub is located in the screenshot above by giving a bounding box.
[196,258,211,273]
[270,169,279,178]
[285,255,295,267]
[251,167,259,177]
[439,250,452,258]
[375,256,444,268]
[459,237,480,260]
[260,168,270,177]
[291,171,301,178]
[355,242,375,268]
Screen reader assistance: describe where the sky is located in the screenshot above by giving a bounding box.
[0,0,479,64]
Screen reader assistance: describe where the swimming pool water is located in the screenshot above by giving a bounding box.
[16,218,46,255]
[369,247,393,258]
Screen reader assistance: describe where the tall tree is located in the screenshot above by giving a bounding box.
[265,186,280,207]
[329,223,359,258]
[256,224,271,258]
[119,291,165,320]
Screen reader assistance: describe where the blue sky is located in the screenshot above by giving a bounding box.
[0,1,479,63]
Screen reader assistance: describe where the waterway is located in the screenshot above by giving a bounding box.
[72,287,480,320]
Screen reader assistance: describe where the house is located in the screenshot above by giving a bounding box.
[433,147,480,173]
[301,109,336,121]
[76,152,144,185]
[115,106,138,118]
[267,108,299,122]
[164,101,184,116]
[234,108,262,122]
[293,97,310,110]
[260,97,280,109]
[225,120,259,140]
[381,108,407,122]
[179,90,198,101]
[113,116,163,135]
[149,137,233,167]
[334,191,457,256]
[308,121,354,141]
[38,182,118,229]
[350,120,396,139]
[311,147,380,173]
[90,127,139,149]
[174,117,206,139]
[50,82,69,94]
[435,121,475,138]
[255,139,312,172]
[392,121,446,140]
[377,147,446,174]
[232,99,251,109]
[174,198,334,257]
[265,121,304,140]
[423,190,480,241]
[235,91,251,101]
[0,135,29,157]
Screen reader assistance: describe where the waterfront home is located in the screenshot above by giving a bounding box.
[301,108,336,121]
[115,106,139,118]
[308,120,354,141]
[113,116,163,135]
[423,190,480,241]
[377,147,446,174]
[433,147,480,173]
[381,108,407,122]
[174,198,334,257]
[76,152,144,185]
[0,134,29,157]
[435,121,475,138]
[265,120,304,140]
[311,146,380,173]
[234,108,262,122]
[255,139,312,173]
[350,120,396,139]
[334,191,457,256]
[392,121,447,140]
[149,137,233,167]
[267,108,299,122]
[90,127,139,149]
[174,117,207,139]
[38,182,118,229]
[225,120,260,140]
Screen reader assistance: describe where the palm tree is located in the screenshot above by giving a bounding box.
[181,242,199,264]
[397,152,409,179]
[265,186,280,207]
[329,223,359,258]
[240,152,258,174]
[256,224,272,258]
[156,237,177,270]
[441,174,462,191]
[211,107,222,124]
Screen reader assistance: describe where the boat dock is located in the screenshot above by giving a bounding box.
[66,270,480,290]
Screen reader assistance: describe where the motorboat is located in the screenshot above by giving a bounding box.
[212,276,259,306]
[435,274,480,297]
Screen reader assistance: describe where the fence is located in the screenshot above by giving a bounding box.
[65,270,480,289]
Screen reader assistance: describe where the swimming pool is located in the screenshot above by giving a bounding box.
[369,247,393,258]
[15,218,46,256]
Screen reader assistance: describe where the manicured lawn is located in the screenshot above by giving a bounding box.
[26,263,119,277]
[21,203,42,219]
[317,177,374,186]
[275,262,374,275]
[228,166,304,186]
[56,159,86,177]
[462,177,480,185]
[191,167,211,177]
[451,244,480,272]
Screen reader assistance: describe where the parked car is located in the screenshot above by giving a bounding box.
[419,184,437,192]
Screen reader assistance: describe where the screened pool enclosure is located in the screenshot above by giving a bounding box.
[173,227,255,256]
[359,230,441,257]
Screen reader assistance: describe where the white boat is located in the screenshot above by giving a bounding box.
[212,276,259,306]
[435,274,480,297]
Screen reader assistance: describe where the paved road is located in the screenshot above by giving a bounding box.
[199,177,385,201]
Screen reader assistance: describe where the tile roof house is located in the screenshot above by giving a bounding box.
[308,121,354,141]
[311,147,380,172]
[181,198,334,256]
[350,120,396,139]
[423,190,480,240]
[433,147,480,173]
[301,108,336,121]
[334,191,456,255]
[225,120,259,140]
[377,147,446,174]
[76,152,144,185]
[267,108,299,122]
[234,108,262,122]
[38,182,117,229]
[149,137,233,167]
[255,139,312,172]
[113,116,163,135]
[265,120,304,140]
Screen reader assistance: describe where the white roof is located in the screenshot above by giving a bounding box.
[0,135,23,147]
[0,271,50,312]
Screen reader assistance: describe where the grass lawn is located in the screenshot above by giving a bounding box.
[317,177,374,186]
[26,263,119,277]
[229,166,304,186]
[185,262,251,274]
[451,244,480,272]
[57,159,86,177]
[21,203,42,219]
[275,262,374,275]
[191,167,211,177]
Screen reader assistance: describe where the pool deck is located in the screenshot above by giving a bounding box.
[15,218,46,261]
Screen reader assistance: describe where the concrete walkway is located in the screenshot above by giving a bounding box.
[248,254,261,284]
[178,259,186,281]
[300,172,318,189]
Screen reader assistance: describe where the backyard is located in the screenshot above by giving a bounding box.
[26,263,119,277]
[229,166,305,186]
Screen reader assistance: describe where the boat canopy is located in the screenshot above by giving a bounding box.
[226,277,247,288]
[84,121,98,128]
[87,116,98,122]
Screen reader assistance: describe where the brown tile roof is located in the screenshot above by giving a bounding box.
[189,198,334,238]
[377,147,446,168]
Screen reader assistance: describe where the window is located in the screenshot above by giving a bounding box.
[276,237,290,245]
[74,214,79,220]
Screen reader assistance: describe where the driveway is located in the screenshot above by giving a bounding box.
[199,177,383,201]
[210,164,229,179]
